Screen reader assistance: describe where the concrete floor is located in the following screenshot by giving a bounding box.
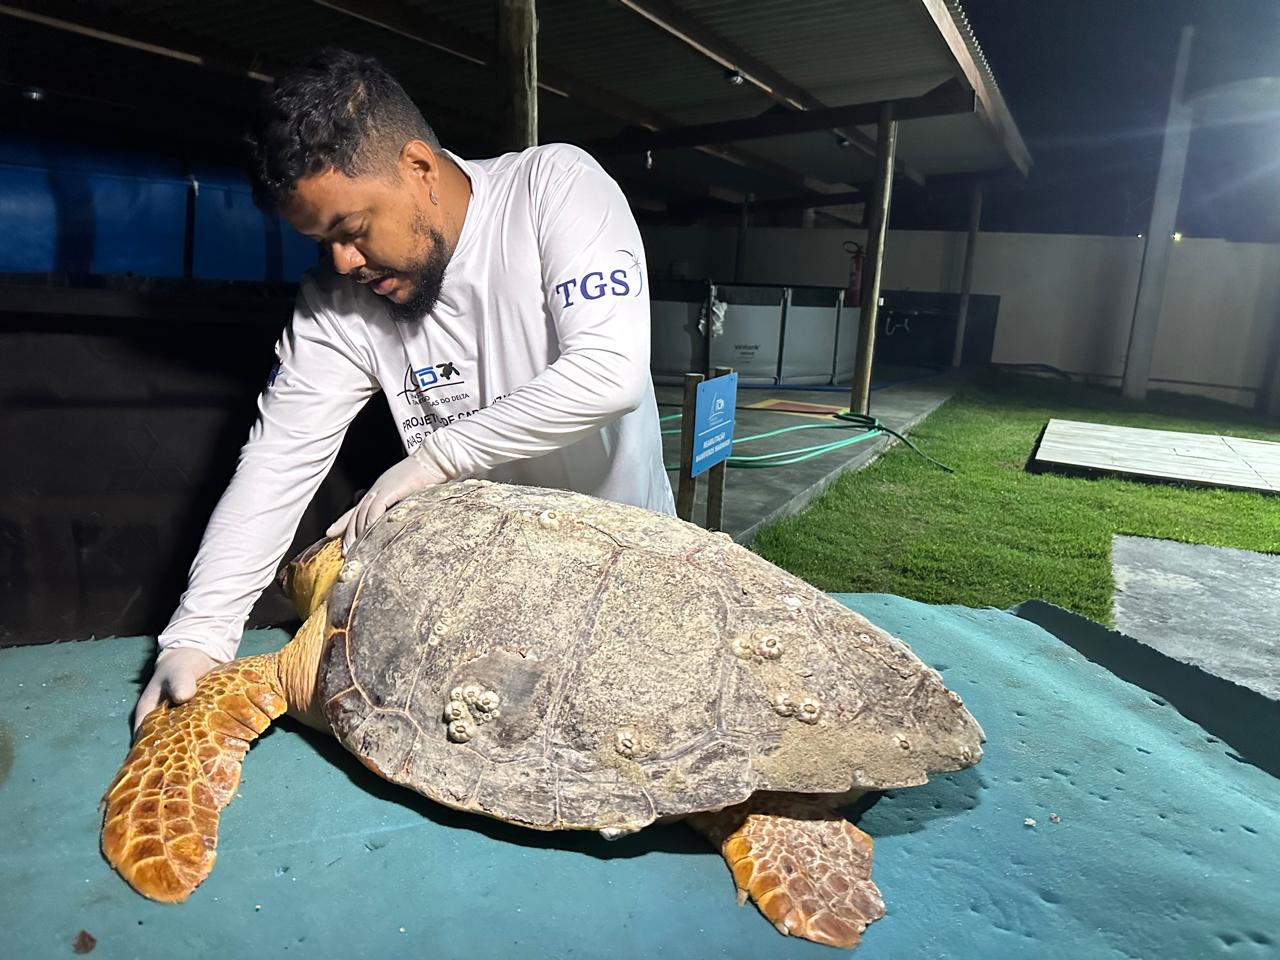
[1111,535,1280,701]
[657,367,964,543]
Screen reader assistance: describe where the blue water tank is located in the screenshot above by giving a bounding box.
[191,164,318,282]
[0,137,188,276]
[0,136,316,281]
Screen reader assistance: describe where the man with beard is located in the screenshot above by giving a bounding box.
[134,49,674,730]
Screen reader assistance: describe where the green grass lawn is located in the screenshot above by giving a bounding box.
[751,371,1280,624]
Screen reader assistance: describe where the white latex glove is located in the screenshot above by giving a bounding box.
[326,447,451,553]
[132,647,221,738]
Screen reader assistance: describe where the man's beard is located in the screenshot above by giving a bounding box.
[385,212,451,323]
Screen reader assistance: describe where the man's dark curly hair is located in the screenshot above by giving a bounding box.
[247,48,439,211]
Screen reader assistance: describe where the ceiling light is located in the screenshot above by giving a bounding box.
[724,69,744,86]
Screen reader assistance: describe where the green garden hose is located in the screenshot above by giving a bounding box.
[660,409,954,473]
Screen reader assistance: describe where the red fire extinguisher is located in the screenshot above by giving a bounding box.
[842,240,864,306]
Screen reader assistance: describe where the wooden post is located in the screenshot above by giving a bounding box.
[705,366,732,531]
[676,372,704,521]
[734,197,750,282]
[951,182,984,367]
[850,102,897,414]
[495,0,538,152]
[703,281,717,377]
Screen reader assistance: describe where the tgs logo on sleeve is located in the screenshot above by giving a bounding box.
[553,248,645,309]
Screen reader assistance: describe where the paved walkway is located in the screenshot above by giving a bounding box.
[1111,535,1280,701]
[657,367,965,543]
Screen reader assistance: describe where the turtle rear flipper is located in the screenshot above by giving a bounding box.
[689,795,886,948]
[101,653,287,902]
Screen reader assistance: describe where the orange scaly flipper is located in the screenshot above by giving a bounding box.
[689,795,886,948]
[101,654,287,902]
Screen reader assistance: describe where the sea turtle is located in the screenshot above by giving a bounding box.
[102,480,984,948]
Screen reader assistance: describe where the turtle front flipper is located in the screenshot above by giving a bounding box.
[101,653,287,902]
[689,795,886,948]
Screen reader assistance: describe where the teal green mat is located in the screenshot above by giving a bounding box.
[1,595,1277,958]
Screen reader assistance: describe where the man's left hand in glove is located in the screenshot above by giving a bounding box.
[326,445,453,552]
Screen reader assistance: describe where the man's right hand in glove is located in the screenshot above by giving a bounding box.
[132,647,220,738]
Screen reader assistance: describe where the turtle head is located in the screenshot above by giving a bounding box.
[278,536,346,618]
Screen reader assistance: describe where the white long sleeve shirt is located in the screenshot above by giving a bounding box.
[159,144,674,662]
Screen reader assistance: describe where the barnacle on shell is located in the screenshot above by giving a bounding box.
[474,690,500,714]
[337,560,363,583]
[730,636,754,660]
[538,510,561,530]
[447,719,475,743]
[461,682,483,705]
[386,505,411,522]
[443,700,469,722]
[797,697,823,724]
[894,734,911,751]
[772,692,797,717]
[755,634,783,660]
[615,726,640,758]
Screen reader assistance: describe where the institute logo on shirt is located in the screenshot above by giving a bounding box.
[552,248,645,309]
[398,361,465,405]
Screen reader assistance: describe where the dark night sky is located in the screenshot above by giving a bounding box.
[898,0,1280,241]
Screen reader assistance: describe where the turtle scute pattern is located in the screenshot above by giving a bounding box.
[319,481,983,832]
[101,656,286,901]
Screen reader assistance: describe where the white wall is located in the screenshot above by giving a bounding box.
[1151,239,1280,405]
[641,225,1280,406]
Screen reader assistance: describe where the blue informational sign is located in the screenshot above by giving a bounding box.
[691,372,738,477]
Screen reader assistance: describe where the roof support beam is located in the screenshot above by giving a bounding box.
[0,1,275,81]
[313,0,851,197]
[590,84,975,154]
[609,0,927,186]
[0,0,500,152]
[916,0,1031,175]
[741,190,867,213]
